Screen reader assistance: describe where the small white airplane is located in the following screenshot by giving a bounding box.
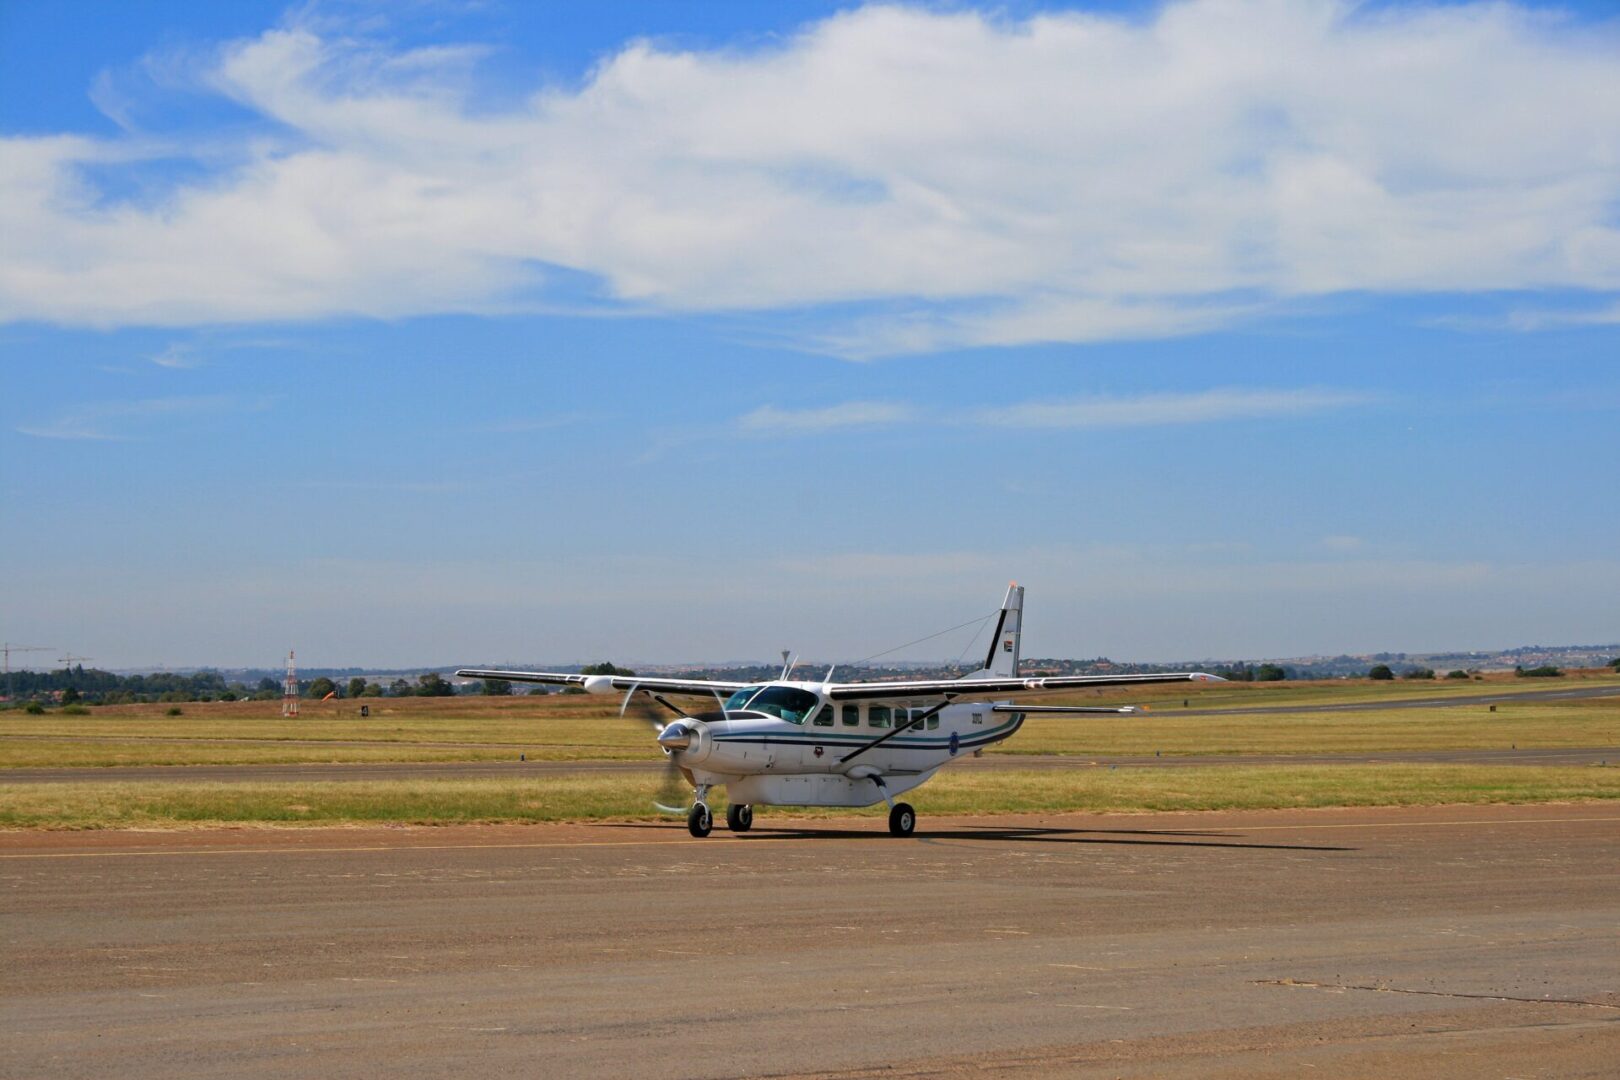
[458,584,1221,837]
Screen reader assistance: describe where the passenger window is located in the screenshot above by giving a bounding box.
[842,704,860,726]
[927,713,940,730]
[869,706,891,729]
[813,705,833,727]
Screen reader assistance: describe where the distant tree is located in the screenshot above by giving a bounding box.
[257,677,278,694]
[347,677,367,699]
[1402,668,1436,680]
[388,678,412,697]
[579,662,636,677]
[527,686,550,696]
[24,701,44,715]
[361,682,383,697]
[219,690,238,701]
[1445,669,1470,680]
[1255,664,1286,682]
[1609,657,1620,671]
[1516,665,1563,678]
[417,672,456,697]
[307,677,337,699]
[481,678,513,696]
[60,686,81,705]
[1215,663,1254,682]
[1368,664,1395,681]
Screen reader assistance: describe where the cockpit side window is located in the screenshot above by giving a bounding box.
[724,686,763,711]
[812,705,834,727]
[745,686,821,725]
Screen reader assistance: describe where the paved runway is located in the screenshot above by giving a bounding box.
[1172,682,1620,715]
[4,803,1617,1078]
[5,743,1619,785]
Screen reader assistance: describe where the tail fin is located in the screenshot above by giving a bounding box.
[968,583,1023,678]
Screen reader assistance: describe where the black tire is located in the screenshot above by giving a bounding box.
[725,803,753,833]
[888,802,916,837]
[687,803,713,838]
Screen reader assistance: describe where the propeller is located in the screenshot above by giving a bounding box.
[618,685,694,815]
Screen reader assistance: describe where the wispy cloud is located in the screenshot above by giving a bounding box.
[738,401,915,434]
[150,342,203,369]
[473,412,603,434]
[16,395,274,440]
[974,388,1375,430]
[742,388,1373,436]
[2,1,1618,353]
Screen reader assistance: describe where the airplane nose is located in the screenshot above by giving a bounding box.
[657,722,692,751]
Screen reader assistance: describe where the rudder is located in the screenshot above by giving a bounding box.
[970,583,1023,678]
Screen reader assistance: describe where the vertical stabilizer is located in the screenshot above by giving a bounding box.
[969,583,1023,678]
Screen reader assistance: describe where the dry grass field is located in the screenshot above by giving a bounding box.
[3,671,1617,768]
[4,763,1619,830]
[3,673,1617,828]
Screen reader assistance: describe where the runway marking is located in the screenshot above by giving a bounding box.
[1225,814,1620,833]
[0,836,809,859]
[1255,978,1620,1010]
[1,814,1616,860]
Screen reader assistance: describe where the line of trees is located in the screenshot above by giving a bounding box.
[1,667,481,706]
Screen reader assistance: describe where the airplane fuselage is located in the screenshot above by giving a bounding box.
[663,681,1026,808]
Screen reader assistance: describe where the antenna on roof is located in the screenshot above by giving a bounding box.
[780,650,795,679]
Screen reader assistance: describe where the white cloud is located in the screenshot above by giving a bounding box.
[1320,534,1366,552]
[738,401,915,433]
[973,386,1371,429]
[740,386,1369,434]
[3,1,1619,352]
[15,395,271,440]
[151,342,202,368]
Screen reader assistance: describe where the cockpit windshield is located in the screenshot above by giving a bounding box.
[724,686,763,711]
[738,685,821,725]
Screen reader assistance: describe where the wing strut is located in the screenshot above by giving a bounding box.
[838,698,953,765]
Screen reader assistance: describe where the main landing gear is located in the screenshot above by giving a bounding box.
[888,801,916,837]
[687,801,751,836]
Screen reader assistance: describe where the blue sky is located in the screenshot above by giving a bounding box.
[2,0,1618,669]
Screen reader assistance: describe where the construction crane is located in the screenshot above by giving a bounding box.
[3,643,55,701]
[59,654,95,669]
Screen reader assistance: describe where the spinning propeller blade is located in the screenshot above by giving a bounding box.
[620,689,693,814]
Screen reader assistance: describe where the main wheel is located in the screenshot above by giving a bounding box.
[888,802,916,837]
[687,802,713,838]
[725,803,753,832]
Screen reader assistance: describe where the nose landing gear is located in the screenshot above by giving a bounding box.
[687,784,714,837]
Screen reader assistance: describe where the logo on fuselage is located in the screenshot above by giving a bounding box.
[949,731,960,756]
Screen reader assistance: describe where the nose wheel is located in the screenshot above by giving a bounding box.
[687,802,713,837]
[888,802,916,837]
[725,803,753,832]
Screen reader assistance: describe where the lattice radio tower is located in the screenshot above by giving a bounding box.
[282,650,299,718]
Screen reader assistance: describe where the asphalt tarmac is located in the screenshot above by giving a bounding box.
[4,803,1617,1078]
